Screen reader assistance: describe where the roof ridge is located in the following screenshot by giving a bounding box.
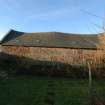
[9,29,101,36]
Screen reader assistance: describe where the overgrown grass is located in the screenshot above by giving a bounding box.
[0,76,105,105]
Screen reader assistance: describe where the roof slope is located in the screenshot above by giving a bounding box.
[1,30,100,49]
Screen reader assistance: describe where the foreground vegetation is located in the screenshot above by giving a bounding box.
[0,76,105,105]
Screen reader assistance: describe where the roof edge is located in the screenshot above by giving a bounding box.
[1,29,25,43]
[1,44,98,50]
[1,29,102,36]
[0,29,14,43]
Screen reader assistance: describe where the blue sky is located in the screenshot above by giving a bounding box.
[0,0,105,39]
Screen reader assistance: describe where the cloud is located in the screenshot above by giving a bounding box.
[2,0,80,22]
[25,7,79,21]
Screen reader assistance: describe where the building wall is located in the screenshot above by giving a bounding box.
[1,46,104,67]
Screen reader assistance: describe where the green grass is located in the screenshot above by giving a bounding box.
[0,76,105,105]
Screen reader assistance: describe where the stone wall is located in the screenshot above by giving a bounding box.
[1,46,104,67]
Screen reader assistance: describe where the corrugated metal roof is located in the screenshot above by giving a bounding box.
[1,30,100,49]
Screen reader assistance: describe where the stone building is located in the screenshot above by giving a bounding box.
[0,30,104,68]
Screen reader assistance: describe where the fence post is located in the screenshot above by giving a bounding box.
[87,61,92,92]
[87,59,93,105]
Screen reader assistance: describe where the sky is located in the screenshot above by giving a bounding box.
[0,0,105,39]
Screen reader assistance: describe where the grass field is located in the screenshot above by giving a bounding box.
[0,76,105,105]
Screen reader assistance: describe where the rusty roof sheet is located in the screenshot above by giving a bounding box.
[1,30,100,49]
